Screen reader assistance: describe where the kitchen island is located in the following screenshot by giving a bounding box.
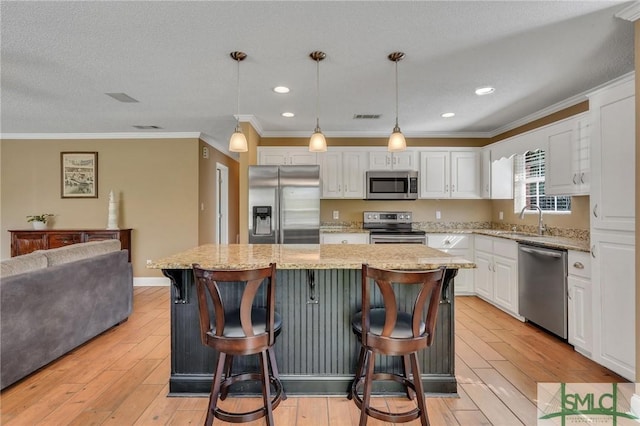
[149,244,475,395]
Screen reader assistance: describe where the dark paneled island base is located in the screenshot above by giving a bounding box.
[163,268,458,396]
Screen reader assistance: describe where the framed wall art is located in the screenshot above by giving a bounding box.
[61,152,98,198]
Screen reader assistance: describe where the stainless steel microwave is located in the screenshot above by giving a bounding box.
[365,170,419,200]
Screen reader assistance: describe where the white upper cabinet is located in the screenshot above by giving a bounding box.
[368,150,418,171]
[318,149,367,199]
[545,113,590,196]
[481,148,492,198]
[419,149,481,199]
[258,147,317,165]
[588,78,635,232]
[481,148,514,199]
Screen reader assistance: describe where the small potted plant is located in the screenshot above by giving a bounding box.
[26,214,54,230]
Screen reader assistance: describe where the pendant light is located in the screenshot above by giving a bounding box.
[309,51,327,152]
[388,52,406,152]
[229,51,248,152]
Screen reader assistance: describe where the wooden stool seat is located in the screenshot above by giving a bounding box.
[193,263,285,426]
[349,264,446,426]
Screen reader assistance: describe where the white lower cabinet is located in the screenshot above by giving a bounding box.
[567,250,592,356]
[320,232,369,244]
[473,236,520,317]
[426,234,473,295]
[591,230,635,381]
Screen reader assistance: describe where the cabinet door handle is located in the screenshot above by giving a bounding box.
[452,184,456,192]
[573,262,584,269]
[568,287,572,301]
[445,184,449,192]
[341,240,348,244]
[593,204,598,218]
[386,157,391,165]
[444,240,451,245]
[580,173,585,184]
[591,246,596,258]
[572,174,578,184]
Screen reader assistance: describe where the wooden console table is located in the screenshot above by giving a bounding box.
[9,229,132,262]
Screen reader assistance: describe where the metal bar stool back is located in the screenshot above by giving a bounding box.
[350,264,446,426]
[193,263,285,426]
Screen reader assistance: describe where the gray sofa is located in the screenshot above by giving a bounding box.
[0,240,133,389]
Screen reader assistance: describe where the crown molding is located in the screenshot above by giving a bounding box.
[235,114,263,135]
[0,132,201,140]
[199,133,239,160]
[615,1,640,21]
[260,129,494,139]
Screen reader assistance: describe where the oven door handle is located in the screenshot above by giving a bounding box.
[370,235,426,244]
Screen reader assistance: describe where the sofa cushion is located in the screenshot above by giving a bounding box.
[0,252,48,278]
[44,240,122,266]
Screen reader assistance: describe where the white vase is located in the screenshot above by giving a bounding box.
[32,221,47,230]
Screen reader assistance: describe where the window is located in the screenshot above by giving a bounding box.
[514,150,571,213]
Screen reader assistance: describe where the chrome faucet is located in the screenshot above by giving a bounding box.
[519,205,545,235]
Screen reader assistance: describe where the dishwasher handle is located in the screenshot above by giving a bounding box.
[519,246,563,258]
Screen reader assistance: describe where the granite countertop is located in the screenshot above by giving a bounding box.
[147,243,476,271]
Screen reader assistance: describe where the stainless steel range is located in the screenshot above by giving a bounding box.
[363,211,426,244]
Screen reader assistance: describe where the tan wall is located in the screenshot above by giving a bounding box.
[198,140,240,245]
[0,138,200,277]
[320,199,492,224]
[491,196,590,230]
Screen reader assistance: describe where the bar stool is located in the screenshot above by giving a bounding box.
[349,264,446,426]
[192,263,285,426]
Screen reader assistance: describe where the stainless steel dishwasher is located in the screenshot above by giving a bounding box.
[518,243,568,339]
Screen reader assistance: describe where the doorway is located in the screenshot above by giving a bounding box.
[215,163,229,244]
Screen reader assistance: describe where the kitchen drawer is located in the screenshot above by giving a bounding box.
[568,250,591,279]
[474,235,493,253]
[48,232,83,248]
[427,234,470,249]
[492,238,518,259]
[320,232,369,244]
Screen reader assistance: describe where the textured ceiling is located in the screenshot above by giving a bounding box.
[1,1,636,146]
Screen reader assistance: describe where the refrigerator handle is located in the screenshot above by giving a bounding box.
[277,181,283,244]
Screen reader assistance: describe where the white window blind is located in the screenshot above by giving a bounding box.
[514,150,571,213]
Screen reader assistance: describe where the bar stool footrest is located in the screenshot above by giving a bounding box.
[214,372,284,423]
[350,372,422,423]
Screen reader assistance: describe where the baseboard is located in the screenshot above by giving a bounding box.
[133,277,171,286]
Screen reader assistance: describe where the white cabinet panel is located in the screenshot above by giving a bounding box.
[473,236,519,317]
[320,232,369,244]
[319,150,367,199]
[427,234,473,295]
[546,115,590,196]
[419,151,449,198]
[589,80,635,232]
[481,148,491,198]
[451,151,481,199]
[568,251,592,357]
[419,150,480,199]
[368,151,417,171]
[591,231,635,380]
[259,147,317,165]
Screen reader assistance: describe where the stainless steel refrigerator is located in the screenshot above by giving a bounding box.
[248,165,320,244]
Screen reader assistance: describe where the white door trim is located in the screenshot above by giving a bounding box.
[215,162,229,244]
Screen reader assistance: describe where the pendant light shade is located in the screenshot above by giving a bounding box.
[229,51,248,153]
[309,51,327,152]
[388,52,406,152]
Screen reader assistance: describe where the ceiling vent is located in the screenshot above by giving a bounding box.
[132,125,162,130]
[106,92,139,103]
[353,114,381,119]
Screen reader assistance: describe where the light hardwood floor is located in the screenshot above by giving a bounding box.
[0,286,627,425]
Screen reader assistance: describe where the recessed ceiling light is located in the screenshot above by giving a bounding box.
[281,112,295,118]
[273,86,290,94]
[475,86,495,96]
[441,112,455,118]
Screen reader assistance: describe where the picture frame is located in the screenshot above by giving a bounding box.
[61,152,98,198]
